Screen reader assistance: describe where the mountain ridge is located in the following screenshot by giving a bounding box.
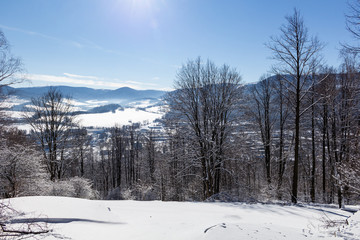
[2,85,166,101]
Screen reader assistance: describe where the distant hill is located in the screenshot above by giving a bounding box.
[2,86,166,101]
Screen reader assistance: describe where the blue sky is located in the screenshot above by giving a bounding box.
[0,0,354,90]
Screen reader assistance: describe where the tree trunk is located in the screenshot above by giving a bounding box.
[310,88,316,203]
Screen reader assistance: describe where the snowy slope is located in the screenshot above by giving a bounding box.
[3,196,358,240]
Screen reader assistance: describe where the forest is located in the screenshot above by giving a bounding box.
[0,7,360,211]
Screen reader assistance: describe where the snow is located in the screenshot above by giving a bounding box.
[128,99,153,108]
[4,196,359,240]
[10,123,33,132]
[146,105,163,114]
[2,110,24,119]
[85,100,109,106]
[2,94,166,129]
[77,108,162,128]
[2,96,28,108]
[338,209,360,239]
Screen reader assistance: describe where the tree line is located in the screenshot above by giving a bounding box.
[0,7,360,208]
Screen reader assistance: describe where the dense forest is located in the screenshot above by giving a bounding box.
[0,8,360,209]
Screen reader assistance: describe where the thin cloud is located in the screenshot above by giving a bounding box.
[25,73,164,90]
[0,24,85,48]
[77,37,104,50]
[0,24,135,59]
[63,73,100,80]
[124,80,157,87]
[0,24,179,71]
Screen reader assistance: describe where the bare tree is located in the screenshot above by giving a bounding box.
[110,126,125,189]
[334,51,360,208]
[0,30,23,126]
[24,87,77,181]
[267,9,324,203]
[250,75,276,185]
[0,30,23,88]
[124,123,140,187]
[144,128,156,184]
[272,74,290,199]
[310,76,317,203]
[71,127,92,177]
[0,128,48,198]
[344,0,360,53]
[165,57,242,200]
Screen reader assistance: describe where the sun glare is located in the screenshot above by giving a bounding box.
[124,0,163,30]
[130,0,153,13]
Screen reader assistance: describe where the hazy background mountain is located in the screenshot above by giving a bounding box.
[3,86,165,102]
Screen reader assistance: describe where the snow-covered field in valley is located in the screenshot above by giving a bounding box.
[76,108,163,128]
[2,196,360,240]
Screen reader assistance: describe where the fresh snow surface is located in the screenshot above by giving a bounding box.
[128,99,154,108]
[337,209,360,239]
[77,108,162,128]
[11,123,33,132]
[3,196,359,240]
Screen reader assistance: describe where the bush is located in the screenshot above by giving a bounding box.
[0,143,50,198]
[47,177,98,199]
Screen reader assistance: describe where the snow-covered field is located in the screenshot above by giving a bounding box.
[3,196,360,240]
[5,96,165,129]
[77,108,163,128]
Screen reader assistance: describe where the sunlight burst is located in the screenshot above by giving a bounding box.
[129,0,154,13]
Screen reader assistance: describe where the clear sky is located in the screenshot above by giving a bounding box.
[0,0,354,90]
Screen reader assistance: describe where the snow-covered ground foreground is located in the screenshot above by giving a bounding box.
[3,196,360,240]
